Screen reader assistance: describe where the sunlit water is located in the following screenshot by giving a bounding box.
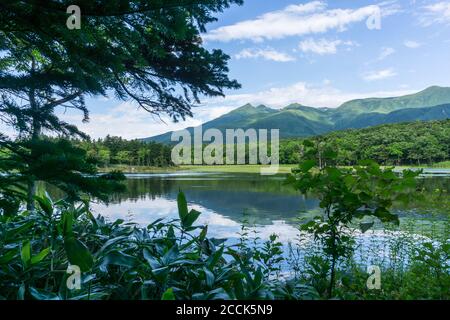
[86,171,447,248]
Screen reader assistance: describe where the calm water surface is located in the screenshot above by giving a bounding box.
[90,172,449,244]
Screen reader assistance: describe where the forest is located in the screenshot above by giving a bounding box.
[77,136,173,168]
[74,120,449,169]
[279,120,449,166]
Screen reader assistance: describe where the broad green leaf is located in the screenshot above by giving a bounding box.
[64,236,94,272]
[34,192,53,216]
[177,191,189,222]
[99,250,139,272]
[21,240,31,268]
[31,247,51,265]
[5,220,34,240]
[203,267,215,287]
[97,235,128,255]
[29,287,60,300]
[208,246,224,269]
[60,211,74,237]
[17,283,25,300]
[360,222,374,233]
[0,250,16,264]
[299,160,316,172]
[199,225,208,241]
[162,245,179,265]
[181,209,201,229]
[325,167,341,180]
[161,288,175,300]
[143,248,161,269]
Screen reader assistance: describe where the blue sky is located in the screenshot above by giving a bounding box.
[60,0,450,139]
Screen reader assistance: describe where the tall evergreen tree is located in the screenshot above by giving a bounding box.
[0,0,241,209]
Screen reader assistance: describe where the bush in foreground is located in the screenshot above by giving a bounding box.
[0,191,448,300]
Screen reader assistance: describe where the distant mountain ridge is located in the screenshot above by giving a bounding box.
[143,86,450,143]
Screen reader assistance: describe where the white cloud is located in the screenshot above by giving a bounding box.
[202,82,414,109]
[419,1,450,26]
[378,47,396,60]
[58,103,203,139]
[203,2,392,42]
[284,1,328,14]
[404,40,422,48]
[362,68,397,81]
[298,38,355,55]
[53,82,418,139]
[235,48,295,62]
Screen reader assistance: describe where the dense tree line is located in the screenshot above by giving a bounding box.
[77,120,448,168]
[77,136,173,167]
[280,120,449,166]
[166,120,449,167]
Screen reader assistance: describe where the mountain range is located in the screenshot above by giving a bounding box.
[143,86,450,143]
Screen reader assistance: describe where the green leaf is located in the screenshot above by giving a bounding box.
[199,226,208,241]
[182,209,201,229]
[373,207,399,225]
[162,245,179,266]
[203,267,215,288]
[21,240,31,268]
[143,248,161,269]
[34,192,53,216]
[177,191,189,222]
[99,250,139,272]
[360,222,374,233]
[31,247,50,265]
[325,167,341,180]
[208,246,224,269]
[64,236,94,272]
[60,211,74,237]
[17,283,25,300]
[5,220,34,240]
[161,288,175,300]
[29,287,60,300]
[299,160,316,172]
[97,235,128,254]
[0,250,17,264]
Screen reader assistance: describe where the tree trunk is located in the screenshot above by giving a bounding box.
[328,255,337,299]
[26,178,37,211]
[26,116,41,212]
[26,57,40,211]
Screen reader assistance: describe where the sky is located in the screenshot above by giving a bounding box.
[19,0,450,138]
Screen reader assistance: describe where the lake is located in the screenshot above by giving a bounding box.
[90,171,449,245]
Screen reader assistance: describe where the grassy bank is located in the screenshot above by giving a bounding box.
[98,164,296,174]
[98,163,449,175]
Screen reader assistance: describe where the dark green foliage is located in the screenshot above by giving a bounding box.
[145,120,449,167]
[0,192,298,300]
[0,136,125,209]
[0,0,242,126]
[287,143,420,297]
[280,120,449,166]
[76,135,173,167]
[0,0,241,209]
[1,191,447,300]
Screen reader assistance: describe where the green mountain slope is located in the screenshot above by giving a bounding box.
[336,104,450,129]
[143,86,450,143]
[336,86,450,115]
